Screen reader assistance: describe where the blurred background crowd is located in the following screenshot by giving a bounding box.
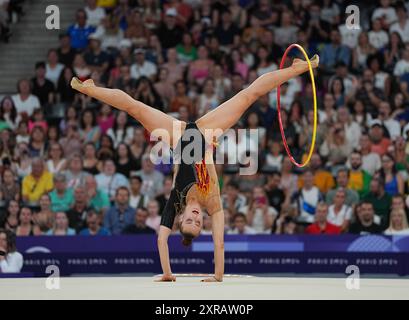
[0,0,409,242]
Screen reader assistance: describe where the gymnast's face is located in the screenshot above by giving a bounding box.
[180,204,204,237]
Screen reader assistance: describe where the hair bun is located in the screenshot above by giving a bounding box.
[182,237,193,247]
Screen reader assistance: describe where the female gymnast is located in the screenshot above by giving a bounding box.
[71,54,319,282]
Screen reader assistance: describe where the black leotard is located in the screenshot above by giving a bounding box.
[160,122,207,229]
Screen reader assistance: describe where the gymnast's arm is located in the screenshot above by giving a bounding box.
[206,209,225,282]
[156,226,176,282]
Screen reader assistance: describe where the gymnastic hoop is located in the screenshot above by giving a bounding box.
[277,44,318,168]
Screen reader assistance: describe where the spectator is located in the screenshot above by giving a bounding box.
[0,168,20,203]
[347,151,372,198]
[135,155,164,198]
[214,9,240,48]
[65,153,90,189]
[146,199,161,233]
[275,11,298,48]
[369,119,391,156]
[82,142,100,175]
[0,229,23,273]
[79,209,110,236]
[349,201,383,235]
[122,207,156,234]
[154,68,175,109]
[67,9,96,50]
[264,171,286,213]
[72,53,91,81]
[45,49,65,88]
[320,29,351,74]
[32,194,54,234]
[305,202,341,235]
[369,18,389,50]
[84,175,110,215]
[95,158,129,200]
[12,79,41,117]
[326,168,360,207]
[49,173,74,212]
[292,169,324,224]
[379,153,405,197]
[197,78,220,117]
[240,186,277,233]
[57,33,77,67]
[384,208,409,235]
[79,108,101,146]
[298,153,335,195]
[156,8,183,49]
[362,175,392,226]
[31,61,55,107]
[0,96,20,130]
[130,48,157,81]
[103,186,134,235]
[279,156,298,198]
[391,195,409,221]
[188,45,214,86]
[378,101,401,140]
[359,133,382,176]
[124,10,150,46]
[46,211,76,235]
[129,175,149,210]
[372,0,397,27]
[66,186,90,232]
[22,157,53,204]
[305,2,330,46]
[47,142,67,174]
[319,123,352,171]
[274,205,298,235]
[84,33,110,78]
[389,5,409,43]
[16,207,41,236]
[327,188,352,232]
[84,0,106,27]
[169,80,195,115]
[107,111,133,148]
[59,124,83,157]
[163,48,185,85]
[227,213,257,235]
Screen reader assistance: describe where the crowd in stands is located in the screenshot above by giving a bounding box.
[0,0,409,247]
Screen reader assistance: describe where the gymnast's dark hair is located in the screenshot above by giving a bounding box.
[181,232,195,247]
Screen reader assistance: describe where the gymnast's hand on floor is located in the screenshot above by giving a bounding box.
[155,274,176,282]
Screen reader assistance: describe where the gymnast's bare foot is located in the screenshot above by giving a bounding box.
[70,77,95,92]
[292,54,319,73]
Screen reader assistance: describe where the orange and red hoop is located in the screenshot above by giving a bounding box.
[277,44,318,168]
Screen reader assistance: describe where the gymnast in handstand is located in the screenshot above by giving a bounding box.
[71,54,319,282]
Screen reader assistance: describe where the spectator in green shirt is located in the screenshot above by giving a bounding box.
[49,173,74,212]
[85,175,110,215]
[362,175,392,228]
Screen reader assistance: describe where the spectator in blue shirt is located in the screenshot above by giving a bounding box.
[320,29,351,75]
[67,9,96,50]
[79,209,111,236]
[103,186,135,235]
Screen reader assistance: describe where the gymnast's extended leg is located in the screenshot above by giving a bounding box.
[71,78,183,148]
[196,56,319,140]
